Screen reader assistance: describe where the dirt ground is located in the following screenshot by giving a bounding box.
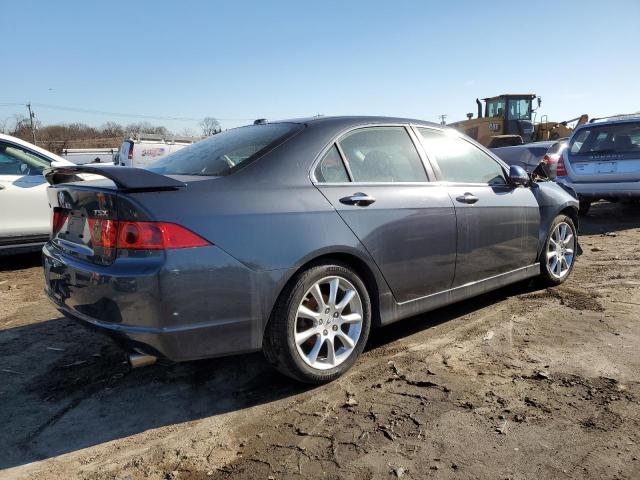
[1,202,639,480]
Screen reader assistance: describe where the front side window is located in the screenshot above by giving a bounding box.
[149,123,301,176]
[315,145,349,182]
[0,143,49,176]
[338,127,427,182]
[418,128,506,185]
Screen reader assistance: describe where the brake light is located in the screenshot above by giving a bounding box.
[542,154,555,165]
[52,208,68,235]
[87,219,209,250]
[127,142,134,161]
[556,154,568,176]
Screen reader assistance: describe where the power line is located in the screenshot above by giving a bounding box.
[0,101,256,122]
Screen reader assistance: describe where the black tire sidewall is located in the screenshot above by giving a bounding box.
[277,263,371,383]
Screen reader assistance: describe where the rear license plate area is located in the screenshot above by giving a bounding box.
[66,215,86,242]
[596,162,617,173]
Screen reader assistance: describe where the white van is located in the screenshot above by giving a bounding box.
[117,134,200,168]
[61,148,119,165]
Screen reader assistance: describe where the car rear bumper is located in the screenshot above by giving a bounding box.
[42,243,274,361]
[555,178,640,199]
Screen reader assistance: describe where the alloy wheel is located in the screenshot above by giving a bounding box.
[546,221,575,279]
[294,276,363,370]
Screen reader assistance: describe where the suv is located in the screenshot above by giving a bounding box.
[556,115,640,213]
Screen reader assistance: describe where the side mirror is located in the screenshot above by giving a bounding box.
[508,165,529,186]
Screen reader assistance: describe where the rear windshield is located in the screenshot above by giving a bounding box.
[148,123,300,176]
[546,140,567,155]
[570,123,640,156]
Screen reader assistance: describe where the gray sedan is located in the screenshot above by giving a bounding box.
[43,116,579,383]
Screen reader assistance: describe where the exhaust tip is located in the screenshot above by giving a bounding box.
[129,352,157,368]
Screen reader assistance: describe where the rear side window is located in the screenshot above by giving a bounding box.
[338,127,427,182]
[315,145,349,182]
[148,123,301,176]
[570,123,640,155]
[418,128,506,185]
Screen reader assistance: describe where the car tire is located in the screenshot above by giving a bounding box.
[538,215,577,286]
[578,200,591,215]
[263,261,371,384]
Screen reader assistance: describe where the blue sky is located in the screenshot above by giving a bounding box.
[1,0,638,133]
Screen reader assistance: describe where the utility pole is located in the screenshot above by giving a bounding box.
[26,103,36,144]
[438,114,447,125]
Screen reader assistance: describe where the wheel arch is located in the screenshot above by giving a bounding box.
[537,203,579,259]
[263,250,386,342]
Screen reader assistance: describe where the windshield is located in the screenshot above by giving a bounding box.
[570,123,640,156]
[506,98,532,120]
[148,123,301,176]
[0,144,50,175]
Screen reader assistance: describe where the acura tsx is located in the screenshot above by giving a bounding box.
[43,116,579,383]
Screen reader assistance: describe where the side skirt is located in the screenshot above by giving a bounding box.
[379,263,540,325]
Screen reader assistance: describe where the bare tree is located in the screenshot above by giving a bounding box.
[100,121,124,138]
[199,117,221,136]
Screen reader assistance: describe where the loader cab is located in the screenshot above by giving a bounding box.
[484,94,536,143]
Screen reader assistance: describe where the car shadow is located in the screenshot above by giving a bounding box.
[0,315,308,469]
[0,251,42,271]
[0,278,540,470]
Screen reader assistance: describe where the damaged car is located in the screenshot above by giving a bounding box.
[42,116,579,383]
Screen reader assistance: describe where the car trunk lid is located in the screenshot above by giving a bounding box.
[45,165,188,265]
[48,185,120,265]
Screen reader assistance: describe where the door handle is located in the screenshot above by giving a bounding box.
[455,192,479,204]
[339,192,376,207]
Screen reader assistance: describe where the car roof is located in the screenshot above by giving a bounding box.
[0,133,73,165]
[267,115,446,130]
[577,115,640,129]
[570,115,640,141]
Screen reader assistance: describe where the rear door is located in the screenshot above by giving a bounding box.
[416,127,539,286]
[118,141,133,166]
[313,125,457,303]
[566,121,640,182]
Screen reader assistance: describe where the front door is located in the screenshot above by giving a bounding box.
[0,141,51,239]
[416,127,539,286]
[313,126,457,303]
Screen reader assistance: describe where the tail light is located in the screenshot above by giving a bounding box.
[542,154,555,165]
[127,141,134,161]
[52,208,68,235]
[88,218,118,248]
[556,154,568,176]
[87,219,209,250]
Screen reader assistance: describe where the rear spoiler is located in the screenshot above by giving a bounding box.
[44,165,186,192]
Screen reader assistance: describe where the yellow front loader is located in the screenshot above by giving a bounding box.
[449,94,587,147]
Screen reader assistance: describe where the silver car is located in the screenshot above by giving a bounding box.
[556,115,640,214]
